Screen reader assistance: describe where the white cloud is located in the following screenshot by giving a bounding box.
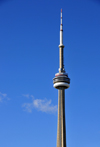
[22,95,57,114]
[0,96,3,102]
[0,92,9,103]
[22,103,33,113]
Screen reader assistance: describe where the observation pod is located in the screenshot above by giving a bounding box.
[53,73,70,89]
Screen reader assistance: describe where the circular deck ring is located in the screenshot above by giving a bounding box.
[53,82,70,89]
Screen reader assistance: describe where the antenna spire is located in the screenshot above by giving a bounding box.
[59,9,64,73]
[60,9,63,45]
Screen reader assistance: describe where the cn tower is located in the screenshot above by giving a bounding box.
[53,9,70,147]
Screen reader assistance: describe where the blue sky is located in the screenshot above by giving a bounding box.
[0,0,100,147]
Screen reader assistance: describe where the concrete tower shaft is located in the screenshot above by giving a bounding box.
[57,89,66,147]
[59,45,64,73]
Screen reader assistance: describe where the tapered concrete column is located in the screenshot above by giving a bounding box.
[59,46,64,72]
[57,88,66,147]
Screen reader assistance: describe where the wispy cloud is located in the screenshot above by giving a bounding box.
[22,95,57,114]
[0,92,10,103]
[22,94,30,99]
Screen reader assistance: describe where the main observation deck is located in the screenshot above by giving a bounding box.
[53,72,70,89]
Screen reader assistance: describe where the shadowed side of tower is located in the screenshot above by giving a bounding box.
[53,9,70,147]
